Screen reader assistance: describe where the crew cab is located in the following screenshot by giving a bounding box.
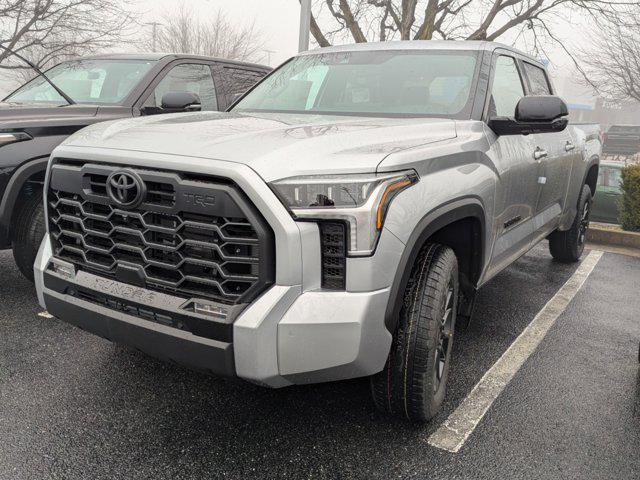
[35,41,601,422]
[0,53,270,279]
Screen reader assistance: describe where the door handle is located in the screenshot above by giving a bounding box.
[565,141,575,152]
[534,147,548,160]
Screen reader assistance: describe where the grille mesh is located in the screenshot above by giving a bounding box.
[319,222,347,290]
[48,161,273,304]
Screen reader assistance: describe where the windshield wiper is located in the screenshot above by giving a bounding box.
[0,44,75,105]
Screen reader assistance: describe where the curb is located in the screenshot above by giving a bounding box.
[586,226,640,249]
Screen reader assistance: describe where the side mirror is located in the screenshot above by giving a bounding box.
[160,91,202,112]
[489,95,569,136]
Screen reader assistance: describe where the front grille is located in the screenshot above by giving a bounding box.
[47,160,274,304]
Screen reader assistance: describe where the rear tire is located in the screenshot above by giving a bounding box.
[371,243,458,422]
[549,185,592,263]
[12,191,45,282]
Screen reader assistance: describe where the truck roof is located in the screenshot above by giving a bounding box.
[302,40,545,68]
[74,52,271,71]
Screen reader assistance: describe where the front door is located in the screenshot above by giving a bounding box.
[484,54,541,279]
[139,62,219,114]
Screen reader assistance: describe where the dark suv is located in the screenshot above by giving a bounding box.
[0,53,270,279]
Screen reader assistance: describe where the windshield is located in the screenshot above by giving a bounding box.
[4,59,156,105]
[233,50,478,118]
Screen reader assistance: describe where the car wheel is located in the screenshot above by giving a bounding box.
[549,184,592,263]
[371,243,458,422]
[12,191,45,282]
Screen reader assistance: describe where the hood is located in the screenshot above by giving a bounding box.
[0,103,129,130]
[65,111,457,181]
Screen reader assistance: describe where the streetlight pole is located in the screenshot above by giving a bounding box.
[145,22,162,52]
[262,49,276,65]
[299,0,311,52]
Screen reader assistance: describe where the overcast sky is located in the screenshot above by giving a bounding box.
[135,0,576,67]
[0,0,596,103]
[135,0,301,67]
[133,0,593,103]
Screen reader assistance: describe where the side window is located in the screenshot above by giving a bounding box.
[489,56,525,118]
[598,168,607,187]
[598,167,622,192]
[523,62,552,95]
[144,63,218,110]
[609,168,623,191]
[221,67,268,103]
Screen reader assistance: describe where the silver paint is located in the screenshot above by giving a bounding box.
[35,41,602,386]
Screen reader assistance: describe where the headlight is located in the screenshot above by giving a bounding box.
[271,170,418,256]
[0,131,32,147]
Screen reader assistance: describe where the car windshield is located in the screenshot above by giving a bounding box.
[233,50,478,118]
[4,59,156,105]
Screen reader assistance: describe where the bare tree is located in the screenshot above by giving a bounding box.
[0,0,135,71]
[142,3,264,63]
[305,0,640,52]
[580,23,640,103]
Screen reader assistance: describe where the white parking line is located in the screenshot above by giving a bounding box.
[428,250,604,453]
[38,311,54,319]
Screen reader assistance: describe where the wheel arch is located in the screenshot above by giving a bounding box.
[384,198,486,333]
[0,156,48,244]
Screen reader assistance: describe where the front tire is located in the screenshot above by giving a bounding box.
[12,191,45,282]
[549,184,592,263]
[371,243,458,422]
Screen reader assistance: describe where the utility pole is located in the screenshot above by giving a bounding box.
[299,0,311,52]
[145,22,162,52]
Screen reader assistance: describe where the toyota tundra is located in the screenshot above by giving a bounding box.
[35,41,601,422]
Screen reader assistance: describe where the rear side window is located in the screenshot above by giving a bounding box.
[523,62,551,95]
[222,67,268,102]
[598,166,623,191]
[488,56,525,118]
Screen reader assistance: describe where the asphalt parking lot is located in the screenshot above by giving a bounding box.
[1,243,639,480]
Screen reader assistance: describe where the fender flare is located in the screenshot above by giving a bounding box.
[0,156,49,236]
[581,155,600,195]
[384,198,486,333]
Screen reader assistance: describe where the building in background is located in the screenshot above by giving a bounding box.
[550,65,640,127]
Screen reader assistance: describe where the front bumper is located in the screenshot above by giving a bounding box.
[36,147,404,387]
[44,282,237,375]
[36,231,398,387]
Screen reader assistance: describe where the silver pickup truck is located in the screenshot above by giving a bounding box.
[35,41,601,422]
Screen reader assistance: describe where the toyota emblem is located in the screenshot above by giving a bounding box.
[106,170,145,208]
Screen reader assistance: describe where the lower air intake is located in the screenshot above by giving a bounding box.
[319,221,347,290]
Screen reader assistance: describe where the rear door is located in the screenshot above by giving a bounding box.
[592,164,623,223]
[521,61,575,239]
